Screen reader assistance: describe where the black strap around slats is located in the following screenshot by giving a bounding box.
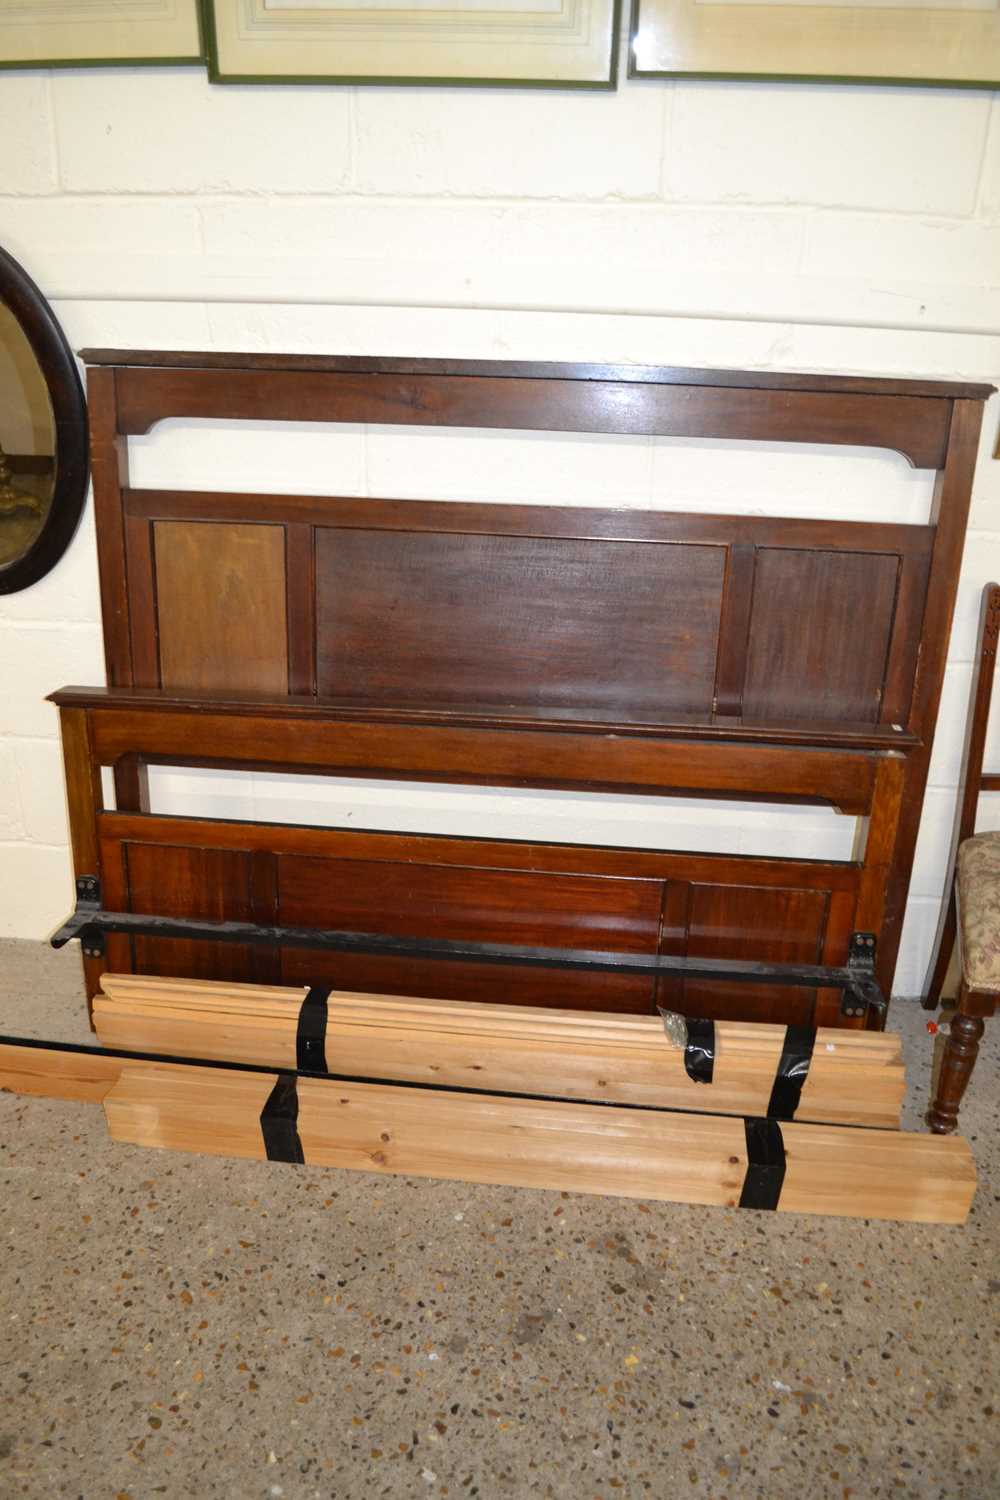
[683,1016,715,1084]
[296,985,331,1073]
[260,1073,305,1163]
[738,1117,786,1211]
[766,1024,816,1121]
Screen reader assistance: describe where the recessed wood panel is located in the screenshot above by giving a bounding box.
[315,530,725,715]
[277,952,654,1013]
[124,843,257,982]
[277,853,662,1011]
[743,549,900,724]
[153,521,288,693]
[663,883,829,1025]
[94,815,862,1021]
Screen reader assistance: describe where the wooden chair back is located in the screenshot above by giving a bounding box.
[923,581,1000,1005]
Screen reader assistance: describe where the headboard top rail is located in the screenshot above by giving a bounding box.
[79,349,995,403]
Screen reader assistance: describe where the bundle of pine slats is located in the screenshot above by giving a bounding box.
[100,1060,976,1225]
[0,1041,123,1103]
[94,974,906,1128]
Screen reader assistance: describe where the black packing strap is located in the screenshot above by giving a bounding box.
[738,1116,786,1211]
[296,985,330,1073]
[260,1072,305,1164]
[683,1016,715,1084]
[766,1023,816,1121]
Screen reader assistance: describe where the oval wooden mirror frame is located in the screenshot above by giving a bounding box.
[0,245,88,594]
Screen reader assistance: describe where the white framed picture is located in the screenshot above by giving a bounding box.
[629,0,1000,87]
[0,0,203,67]
[204,0,621,87]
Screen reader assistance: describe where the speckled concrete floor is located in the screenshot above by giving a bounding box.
[0,939,997,1500]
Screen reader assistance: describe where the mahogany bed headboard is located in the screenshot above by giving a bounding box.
[72,351,994,1017]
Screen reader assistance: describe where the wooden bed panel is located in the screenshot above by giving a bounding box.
[742,549,901,724]
[125,492,935,739]
[152,521,288,694]
[277,854,663,950]
[276,852,663,1011]
[314,530,725,714]
[658,884,829,1025]
[122,842,260,982]
[96,816,862,1024]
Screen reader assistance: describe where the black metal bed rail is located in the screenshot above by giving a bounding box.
[52,877,885,1022]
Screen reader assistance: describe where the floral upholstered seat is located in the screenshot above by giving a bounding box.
[957,831,1000,991]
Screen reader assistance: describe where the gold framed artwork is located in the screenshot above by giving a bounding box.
[629,0,1000,87]
[203,0,621,86]
[0,0,203,67]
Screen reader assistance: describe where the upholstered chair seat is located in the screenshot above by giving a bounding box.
[957,831,1000,991]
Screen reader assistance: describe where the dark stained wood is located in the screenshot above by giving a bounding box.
[57,706,105,1014]
[853,756,906,1013]
[285,524,316,697]
[110,367,954,469]
[123,514,158,687]
[315,529,725,715]
[58,707,102,885]
[112,753,150,816]
[97,810,862,892]
[879,544,934,727]
[46,684,919,750]
[75,699,881,812]
[925,583,1000,1008]
[87,367,132,687]
[923,584,1000,1131]
[279,853,662,950]
[249,851,282,985]
[927,1008,989,1134]
[91,811,862,1022]
[79,349,995,402]
[125,842,257,983]
[714,543,756,716]
[879,401,988,997]
[153,521,289,694]
[743,549,900,724]
[113,493,935,733]
[279,854,660,1011]
[73,350,993,1026]
[122,489,938,551]
[672,884,829,1026]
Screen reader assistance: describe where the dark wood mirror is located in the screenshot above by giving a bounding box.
[0,245,88,594]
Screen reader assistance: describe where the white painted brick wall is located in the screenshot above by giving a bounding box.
[0,53,998,1002]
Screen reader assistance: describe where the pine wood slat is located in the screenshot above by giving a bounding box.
[101,1063,975,1225]
[94,975,905,1128]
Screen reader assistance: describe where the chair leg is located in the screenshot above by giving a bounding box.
[922,886,956,1010]
[927,1007,987,1134]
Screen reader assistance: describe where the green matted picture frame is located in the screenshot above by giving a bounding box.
[0,0,205,70]
[628,0,1000,89]
[201,0,621,88]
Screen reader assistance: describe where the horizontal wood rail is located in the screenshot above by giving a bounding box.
[52,687,892,811]
[50,685,918,754]
[104,365,955,467]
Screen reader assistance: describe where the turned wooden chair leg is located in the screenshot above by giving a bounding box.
[927,987,993,1134]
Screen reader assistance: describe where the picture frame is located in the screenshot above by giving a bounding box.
[0,0,204,70]
[202,0,621,88]
[628,0,1000,89]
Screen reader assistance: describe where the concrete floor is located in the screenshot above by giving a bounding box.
[0,939,997,1500]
